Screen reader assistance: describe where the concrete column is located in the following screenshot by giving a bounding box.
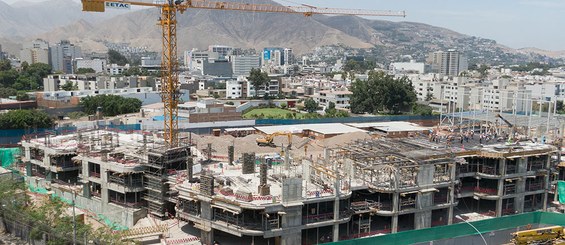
[391,215,398,233]
[499,159,506,175]
[280,205,302,245]
[392,193,399,213]
[496,198,503,217]
[25,162,32,177]
[449,163,456,225]
[83,181,90,198]
[200,202,214,245]
[543,175,550,211]
[415,211,431,229]
[24,147,30,160]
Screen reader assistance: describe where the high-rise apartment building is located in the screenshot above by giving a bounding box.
[231,55,261,76]
[428,49,468,76]
[208,45,233,60]
[20,39,51,65]
[262,47,285,67]
[283,48,294,65]
[0,44,6,60]
[50,40,82,74]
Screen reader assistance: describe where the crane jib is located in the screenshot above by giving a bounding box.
[105,2,131,9]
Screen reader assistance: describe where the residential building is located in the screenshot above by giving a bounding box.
[43,74,156,92]
[50,40,82,74]
[178,98,242,123]
[106,64,130,75]
[208,45,233,60]
[231,55,261,76]
[140,56,161,72]
[176,137,558,244]
[20,39,51,65]
[0,44,6,60]
[283,48,294,65]
[389,60,426,74]
[225,79,248,99]
[262,47,285,67]
[184,49,213,71]
[428,49,468,76]
[248,76,281,97]
[313,90,352,109]
[21,130,190,227]
[75,58,106,73]
[202,59,232,77]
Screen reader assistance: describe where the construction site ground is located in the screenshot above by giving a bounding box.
[193,131,372,161]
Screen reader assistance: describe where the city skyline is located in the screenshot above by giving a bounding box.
[1,0,564,51]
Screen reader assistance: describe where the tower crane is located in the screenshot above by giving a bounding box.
[81,0,405,147]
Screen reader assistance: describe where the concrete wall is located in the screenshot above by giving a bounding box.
[25,177,144,228]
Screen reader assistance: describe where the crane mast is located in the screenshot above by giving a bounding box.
[160,2,180,147]
[81,0,405,147]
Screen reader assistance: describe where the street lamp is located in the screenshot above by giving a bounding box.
[455,215,487,245]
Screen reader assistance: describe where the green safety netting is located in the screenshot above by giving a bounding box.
[28,182,128,231]
[558,181,565,204]
[0,148,20,168]
[329,212,565,245]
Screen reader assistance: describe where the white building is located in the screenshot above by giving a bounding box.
[20,39,50,65]
[208,45,233,60]
[106,64,130,75]
[231,55,260,76]
[225,79,247,99]
[75,58,106,73]
[389,60,426,74]
[50,40,82,74]
[140,56,161,72]
[428,49,468,76]
[313,90,352,109]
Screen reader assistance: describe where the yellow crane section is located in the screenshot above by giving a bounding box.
[511,226,565,245]
[81,0,405,147]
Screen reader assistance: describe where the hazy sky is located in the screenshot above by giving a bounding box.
[4,0,564,51]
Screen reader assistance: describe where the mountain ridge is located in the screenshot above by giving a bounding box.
[0,0,563,63]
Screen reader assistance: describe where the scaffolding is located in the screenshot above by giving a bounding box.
[144,146,189,218]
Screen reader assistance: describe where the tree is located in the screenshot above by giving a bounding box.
[123,66,151,76]
[0,87,17,98]
[16,91,30,101]
[350,71,417,114]
[425,92,434,101]
[304,98,318,113]
[61,81,76,91]
[108,49,129,66]
[75,68,96,74]
[0,69,18,87]
[247,68,269,98]
[67,111,88,119]
[0,110,54,129]
[0,60,11,71]
[80,95,142,117]
[412,104,433,116]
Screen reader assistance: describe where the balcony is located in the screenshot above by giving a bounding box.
[474,187,498,196]
[109,197,145,208]
[526,182,543,192]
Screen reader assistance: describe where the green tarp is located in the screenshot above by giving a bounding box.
[0,148,20,168]
[330,212,565,245]
[558,181,565,204]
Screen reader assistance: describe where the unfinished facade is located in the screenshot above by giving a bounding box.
[176,138,558,244]
[20,129,191,227]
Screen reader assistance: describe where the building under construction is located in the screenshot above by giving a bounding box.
[20,129,191,227]
[176,136,560,244]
